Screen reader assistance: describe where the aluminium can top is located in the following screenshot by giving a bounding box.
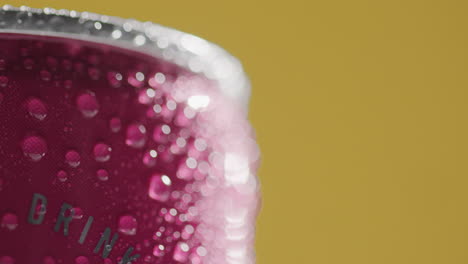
[0,5,251,112]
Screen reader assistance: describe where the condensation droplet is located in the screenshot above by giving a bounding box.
[152,124,171,143]
[26,97,47,120]
[22,135,47,161]
[182,224,195,239]
[57,170,68,182]
[125,123,147,148]
[46,56,58,70]
[155,73,166,84]
[40,70,51,81]
[64,80,73,89]
[74,256,89,264]
[183,106,196,119]
[93,143,112,162]
[186,157,198,169]
[88,67,101,80]
[118,215,137,235]
[112,29,122,39]
[134,35,146,46]
[97,169,109,181]
[142,149,157,167]
[143,255,154,263]
[194,138,207,152]
[107,71,123,88]
[167,100,177,111]
[23,58,34,70]
[1,213,18,231]
[0,76,9,87]
[153,244,165,257]
[65,150,81,168]
[128,71,145,88]
[62,59,72,71]
[43,256,56,264]
[148,174,172,202]
[0,59,6,71]
[136,243,142,251]
[153,104,162,114]
[109,117,122,133]
[0,256,15,264]
[173,242,190,262]
[72,208,83,219]
[138,89,155,104]
[76,92,99,118]
[197,246,207,257]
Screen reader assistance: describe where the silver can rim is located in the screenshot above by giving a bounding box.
[0,5,251,110]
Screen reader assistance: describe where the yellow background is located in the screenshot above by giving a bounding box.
[6,0,468,263]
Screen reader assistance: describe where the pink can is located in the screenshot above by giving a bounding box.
[0,5,260,264]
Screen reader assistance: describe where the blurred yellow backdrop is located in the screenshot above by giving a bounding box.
[6,0,468,263]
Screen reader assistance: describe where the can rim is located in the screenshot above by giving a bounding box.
[0,5,251,111]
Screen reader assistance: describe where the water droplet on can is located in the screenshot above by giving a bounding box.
[22,135,47,161]
[125,123,147,148]
[64,80,73,89]
[43,256,56,264]
[57,170,68,182]
[153,244,165,257]
[118,215,137,235]
[26,97,47,121]
[74,256,89,264]
[23,58,34,70]
[148,174,172,202]
[93,143,112,162]
[152,124,171,143]
[40,70,51,81]
[88,67,101,80]
[0,59,7,71]
[96,169,109,181]
[107,71,123,88]
[46,56,58,70]
[127,71,145,88]
[72,207,83,219]
[76,92,99,118]
[1,213,18,231]
[0,256,15,264]
[65,150,81,168]
[109,117,122,133]
[173,242,190,262]
[142,149,157,167]
[0,76,9,87]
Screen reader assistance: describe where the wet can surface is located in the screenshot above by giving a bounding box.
[0,6,260,264]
